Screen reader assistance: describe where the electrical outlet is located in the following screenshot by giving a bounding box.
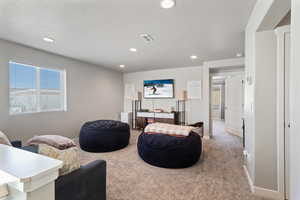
[243,150,251,164]
[247,153,251,161]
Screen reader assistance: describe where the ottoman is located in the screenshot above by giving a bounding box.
[137,132,202,168]
[80,120,130,152]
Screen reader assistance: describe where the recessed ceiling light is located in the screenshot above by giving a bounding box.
[160,0,176,9]
[120,65,125,68]
[129,48,137,52]
[43,37,54,43]
[236,53,243,57]
[190,55,198,60]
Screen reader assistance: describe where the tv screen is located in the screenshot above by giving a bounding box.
[144,79,174,99]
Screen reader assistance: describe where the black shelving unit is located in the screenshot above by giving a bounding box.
[131,100,142,129]
[176,100,186,125]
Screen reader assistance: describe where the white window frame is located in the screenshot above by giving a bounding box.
[9,61,67,115]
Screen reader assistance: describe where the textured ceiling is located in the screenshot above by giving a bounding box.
[0,0,256,72]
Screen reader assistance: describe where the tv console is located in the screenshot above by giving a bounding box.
[136,111,179,129]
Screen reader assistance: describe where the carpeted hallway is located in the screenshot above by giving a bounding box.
[79,121,266,200]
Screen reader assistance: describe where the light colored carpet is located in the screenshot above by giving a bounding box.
[79,121,266,200]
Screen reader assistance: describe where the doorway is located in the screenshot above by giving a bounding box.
[211,82,225,121]
[210,67,245,142]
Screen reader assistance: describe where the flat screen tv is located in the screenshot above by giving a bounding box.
[143,79,174,99]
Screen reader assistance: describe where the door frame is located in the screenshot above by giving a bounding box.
[275,25,290,199]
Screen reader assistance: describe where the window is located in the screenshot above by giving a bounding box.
[9,61,66,115]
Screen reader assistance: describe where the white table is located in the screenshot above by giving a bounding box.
[0,170,17,199]
[0,144,62,200]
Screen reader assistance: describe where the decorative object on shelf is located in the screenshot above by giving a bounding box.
[154,109,164,113]
[171,106,175,112]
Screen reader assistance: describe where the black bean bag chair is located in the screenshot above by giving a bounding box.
[80,120,130,152]
[137,132,202,168]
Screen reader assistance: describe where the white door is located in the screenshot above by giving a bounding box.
[284,31,291,200]
[225,75,244,137]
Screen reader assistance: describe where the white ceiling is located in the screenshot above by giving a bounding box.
[0,0,256,72]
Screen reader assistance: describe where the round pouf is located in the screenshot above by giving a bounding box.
[80,120,130,152]
[137,132,202,168]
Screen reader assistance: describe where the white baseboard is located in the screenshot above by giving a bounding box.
[225,127,242,137]
[243,165,283,199]
[243,165,254,193]
[253,186,282,199]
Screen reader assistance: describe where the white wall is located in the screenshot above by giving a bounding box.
[255,30,277,190]
[123,66,208,133]
[0,39,124,142]
[244,0,277,187]
[289,1,300,199]
[245,0,291,196]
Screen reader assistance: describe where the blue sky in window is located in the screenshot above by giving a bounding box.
[10,62,36,89]
[40,69,60,90]
[10,62,60,90]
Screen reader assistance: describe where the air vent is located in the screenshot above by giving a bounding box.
[140,34,154,43]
